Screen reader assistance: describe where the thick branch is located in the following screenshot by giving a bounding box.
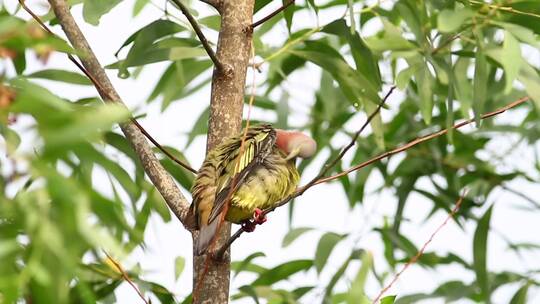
[218,95,530,255]
[169,0,225,73]
[47,0,191,225]
[191,0,255,303]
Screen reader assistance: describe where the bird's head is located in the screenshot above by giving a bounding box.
[275,129,317,160]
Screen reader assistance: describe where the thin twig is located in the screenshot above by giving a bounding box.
[372,190,468,303]
[501,184,540,209]
[168,0,224,73]
[468,0,540,19]
[431,34,461,55]
[315,96,529,186]
[217,86,396,254]
[252,0,295,28]
[307,86,396,190]
[219,95,529,253]
[103,251,150,304]
[20,0,197,175]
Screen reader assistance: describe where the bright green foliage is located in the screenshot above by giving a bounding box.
[1,0,540,303]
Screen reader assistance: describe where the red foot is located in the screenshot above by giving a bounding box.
[241,208,268,232]
[253,208,267,225]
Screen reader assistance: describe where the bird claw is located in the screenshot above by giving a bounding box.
[253,208,267,225]
[240,209,267,233]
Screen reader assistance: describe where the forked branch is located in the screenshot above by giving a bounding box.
[169,0,225,73]
[252,0,295,28]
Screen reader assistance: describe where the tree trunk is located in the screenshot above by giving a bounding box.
[192,1,255,303]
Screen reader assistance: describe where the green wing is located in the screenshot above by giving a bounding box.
[207,125,276,223]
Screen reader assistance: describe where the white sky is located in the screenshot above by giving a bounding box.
[3,0,540,303]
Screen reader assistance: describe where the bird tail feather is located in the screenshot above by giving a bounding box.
[195,219,219,255]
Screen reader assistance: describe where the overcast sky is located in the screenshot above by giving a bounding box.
[4,0,540,303]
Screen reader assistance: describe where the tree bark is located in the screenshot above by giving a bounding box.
[192,0,255,303]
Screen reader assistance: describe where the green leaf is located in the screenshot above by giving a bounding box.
[115,20,185,56]
[145,183,172,222]
[133,0,149,16]
[0,126,21,154]
[174,256,185,280]
[396,63,421,90]
[9,78,73,113]
[282,227,313,247]
[509,282,529,304]
[381,295,397,304]
[346,251,372,304]
[437,8,473,33]
[282,0,294,32]
[453,56,473,117]
[473,45,488,126]
[291,41,379,103]
[315,232,345,274]
[322,19,382,90]
[494,22,539,48]
[252,260,313,286]
[486,32,522,93]
[416,63,434,124]
[473,205,493,303]
[83,0,122,26]
[112,20,187,76]
[186,106,210,147]
[364,19,416,52]
[290,41,384,148]
[26,69,92,85]
[254,0,273,13]
[518,64,540,110]
[233,252,266,277]
[323,249,364,302]
[238,285,260,304]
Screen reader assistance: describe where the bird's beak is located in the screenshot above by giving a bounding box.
[285,146,301,161]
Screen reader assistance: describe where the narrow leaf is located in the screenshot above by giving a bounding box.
[473,205,493,303]
[282,227,313,247]
[26,69,92,85]
[174,256,185,280]
[315,232,345,273]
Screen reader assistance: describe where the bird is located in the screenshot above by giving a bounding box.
[187,124,317,255]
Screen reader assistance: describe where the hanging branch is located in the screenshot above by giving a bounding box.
[372,190,468,303]
[215,86,395,259]
[43,0,192,224]
[19,0,197,175]
[216,95,530,257]
[252,0,295,28]
[168,0,225,73]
